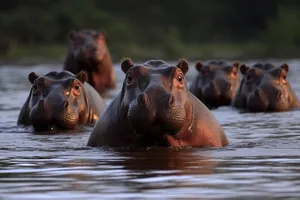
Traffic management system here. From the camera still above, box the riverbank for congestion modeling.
[1,42,299,66]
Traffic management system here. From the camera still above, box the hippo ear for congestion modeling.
[281,63,289,73]
[232,61,240,69]
[240,64,249,75]
[195,61,203,72]
[76,71,88,83]
[177,59,189,75]
[121,58,134,74]
[28,72,39,84]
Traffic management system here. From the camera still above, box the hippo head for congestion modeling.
[119,58,191,143]
[193,61,239,108]
[27,70,89,131]
[237,63,299,112]
[67,29,107,69]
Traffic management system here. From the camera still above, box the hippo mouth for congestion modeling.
[29,100,79,132]
[32,124,59,132]
[131,123,180,147]
[129,116,182,142]
[30,112,79,132]
[134,124,179,137]
[32,121,77,132]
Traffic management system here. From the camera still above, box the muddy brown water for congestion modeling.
[1,60,300,199]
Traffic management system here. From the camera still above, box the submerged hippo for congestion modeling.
[189,60,240,109]
[87,59,228,148]
[232,63,300,112]
[63,29,116,97]
[17,70,106,132]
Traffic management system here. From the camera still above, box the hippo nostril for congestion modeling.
[63,100,69,109]
[137,94,148,105]
[168,95,175,106]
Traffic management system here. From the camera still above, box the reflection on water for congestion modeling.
[1,60,300,199]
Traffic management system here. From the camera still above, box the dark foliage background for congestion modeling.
[1,0,300,62]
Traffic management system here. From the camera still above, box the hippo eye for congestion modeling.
[32,84,39,95]
[126,73,133,84]
[178,75,183,82]
[281,74,287,84]
[245,74,253,83]
[176,73,184,84]
[72,82,81,96]
[74,83,80,91]
[32,84,37,91]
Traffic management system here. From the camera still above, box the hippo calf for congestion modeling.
[17,70,106,132]
[189,60,240,109]
[63,29,116,97]
[232,63,300,112]
[87,59,228,148]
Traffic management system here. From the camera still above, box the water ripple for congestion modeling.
[1,62,300,199]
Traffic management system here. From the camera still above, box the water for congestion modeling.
[1,60,300,199]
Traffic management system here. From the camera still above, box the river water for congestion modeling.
[1,60,300,199]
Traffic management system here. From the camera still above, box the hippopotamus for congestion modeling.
[17,70,106,132]
[232,63,300,112]
[87,59,228,148]
[63,29,116,97]
[189,60,240,109]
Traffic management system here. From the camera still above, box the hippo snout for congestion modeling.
[127,91,186,136]
[268,88,290,111]
[247,88,268,112]
[247,87,290,112]
[137,93,176,107]
[158,94,177,109]
[29,99,52,131]
[204,81,221,98]
[137,93,149,107]
[29,96,79,131]
[202,79,233,107]
[81,45,96,58]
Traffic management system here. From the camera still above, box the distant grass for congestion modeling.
[1,41,299,65]
[0,44,67,64]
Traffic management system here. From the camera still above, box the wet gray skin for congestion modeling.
[63,29,116,97]
[232,63,300,112]
[87,59,228,148]
[17,70,106,132]
[189,60,240,109]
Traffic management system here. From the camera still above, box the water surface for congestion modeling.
[1,60,300,199]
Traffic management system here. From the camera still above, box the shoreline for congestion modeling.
[1,43,299,66]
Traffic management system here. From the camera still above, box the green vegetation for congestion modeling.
[1,0,300,63]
